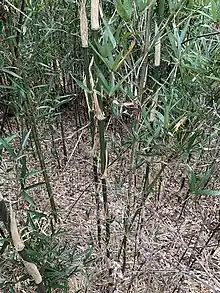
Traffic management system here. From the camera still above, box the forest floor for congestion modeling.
[0,109,220,293]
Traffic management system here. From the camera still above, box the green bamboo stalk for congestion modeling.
[138,3,154,102]
[118,160,168,261]
[98,117,110,257]
[31,120,57,222]
[80,0,102,247]
[158,0,165,23]
[14,0,25,58]
[25,94,57,222]
[50,125,61,169]
[91,0,111,261]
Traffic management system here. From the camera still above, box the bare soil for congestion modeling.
[0,110,220,293]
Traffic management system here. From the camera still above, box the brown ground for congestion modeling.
[0,110,220,293]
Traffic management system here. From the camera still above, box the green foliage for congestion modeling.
[0,130,89,292]
[135,0,148,13]
[210,0,220,22]
[117,0,134,21]
[23,211,92,292]
[0,0,219,291]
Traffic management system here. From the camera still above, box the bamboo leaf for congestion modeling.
[27,210,47,220]
[22,191,36,207]
[18,129,32,156]
[72,77,93,93]
[20,156,27,187]
[102,18,117,49]
[25,170,43,180]
[189,169,197,193]
[197,164,215,190]
[117,0,133,22]
[180,18,191,43]
[211,0,217,21]
[0,137,17,159]
[94,64,111,93]
[135,0,148,12]
[90,43,113,70]
[195,189,220,196]
[167,27,179,59]
[1,68,22,79]
[111,51,124,72]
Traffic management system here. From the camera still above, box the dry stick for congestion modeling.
[131,161,150,270]
[93,155,102,248]
[182,31,220,45]
[87,56,102,249]
[186,225,204,267]
[172,223,220,293]
[60,112,68,165]
[122,143,136,273]
[127,258,147,292]
[65,184,92,219]
[73,100,80,144]
[21,91,57,222]
[178,188,190,219]
[80,0,101,248]
[63,129,84,169]
[118,158,170,260]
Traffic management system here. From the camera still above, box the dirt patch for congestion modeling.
[0,111,220,292]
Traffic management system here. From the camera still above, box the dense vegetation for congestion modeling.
[0,0,219,292]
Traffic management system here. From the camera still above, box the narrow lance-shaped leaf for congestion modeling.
[18,129,32,156]
[136,0,148,12]
[211,0,217,21]
[117,0,134,22]
[180,17,191,43]
[71,76,93,93]
[95,64,111,93]
[113,39,135,71]
[0,138,17,159]
[197,163,215,190]
[195,190,220,196]
[22,191,36,207]
[164,101,169,130]
[1,68,22,79]
[100,10,117,49]
[90,42,113,70]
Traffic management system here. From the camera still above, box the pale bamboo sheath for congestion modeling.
[10,204,43,285]
[91,0,100,31]
[80,0,88,48]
